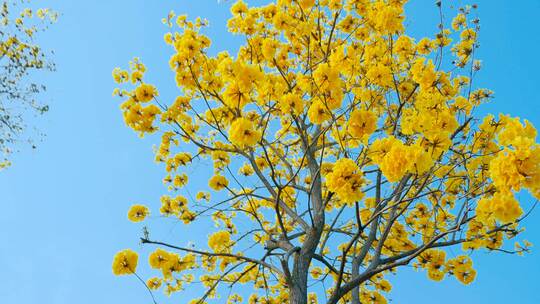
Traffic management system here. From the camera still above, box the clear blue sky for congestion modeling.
[1,0,539,303]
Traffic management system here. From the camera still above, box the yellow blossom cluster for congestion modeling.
[145,248,197,294]
[208,230,233,253]
[474,115,540,226]
[114,60,162,135]
[415,250,477,285]
[347,109,378,142]
[325,158,366,205]
[228,117,261,147]
[159,195,195,224]
[445,255,477,285]
[371,136,433,182]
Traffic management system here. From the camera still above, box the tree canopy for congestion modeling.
[112,1,538,303]
[0,0,57,168]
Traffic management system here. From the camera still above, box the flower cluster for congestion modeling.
[208,230,233,253]
[325,158,366,205]
[371,137,433,182]
[415,250,477,285]
[159,195,195,224]
[114,60,162,135]
[228,117,261,147]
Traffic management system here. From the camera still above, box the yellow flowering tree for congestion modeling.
[0,0,57,167]
[113,1,538,303]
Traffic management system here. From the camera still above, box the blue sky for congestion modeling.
[0,0,539,303]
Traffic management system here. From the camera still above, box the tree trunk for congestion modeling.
[290,255,309,304]
[288,142,325,304]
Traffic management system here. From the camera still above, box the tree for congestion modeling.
[112,1,539,303]
[0,0,57,168]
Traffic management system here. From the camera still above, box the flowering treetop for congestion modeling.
[112,1,538,303]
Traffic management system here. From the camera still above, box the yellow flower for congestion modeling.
[228,294,243,304]
[279,93,304,115]
[326,158,366,204]
[239,163,254,176]
[371,137,432,182]
[175,152,192,166]
[426,250,446,281]
[454,268,476,285]
[173,173,188,188]
[149,248,171,269]
[394,35,415,59]
[371,2,404,33]
[313,63,341,91]
[416,38,433,55]
[452,13,467,31]
[209,174,229,191]
[347,109,377,141]
[131,70,143,83]
[223,83,251,109]
[229,117,261,147]
[452,96,472,115]
[146,277,162,290]
[489,150,525,192]
[231,0,248,15]
[366,63,393,88]
[360,291,387,304]
[308,293,318,304]
[127,204,149,222]
[310,266,323,279]
[196,191,211,201]
[261,38,279,61]
[476,191,523,224]
[208,230,232,253]
[299,0,315,9]
[375,139,414,182]
[112,249,138,275]
[427,269,444,281]
[164,32,173,44]
[308,100,331,124]
[135,83,158,102]
[121,101,161,134]
[411,58,436,89]
[112,68,129,83]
